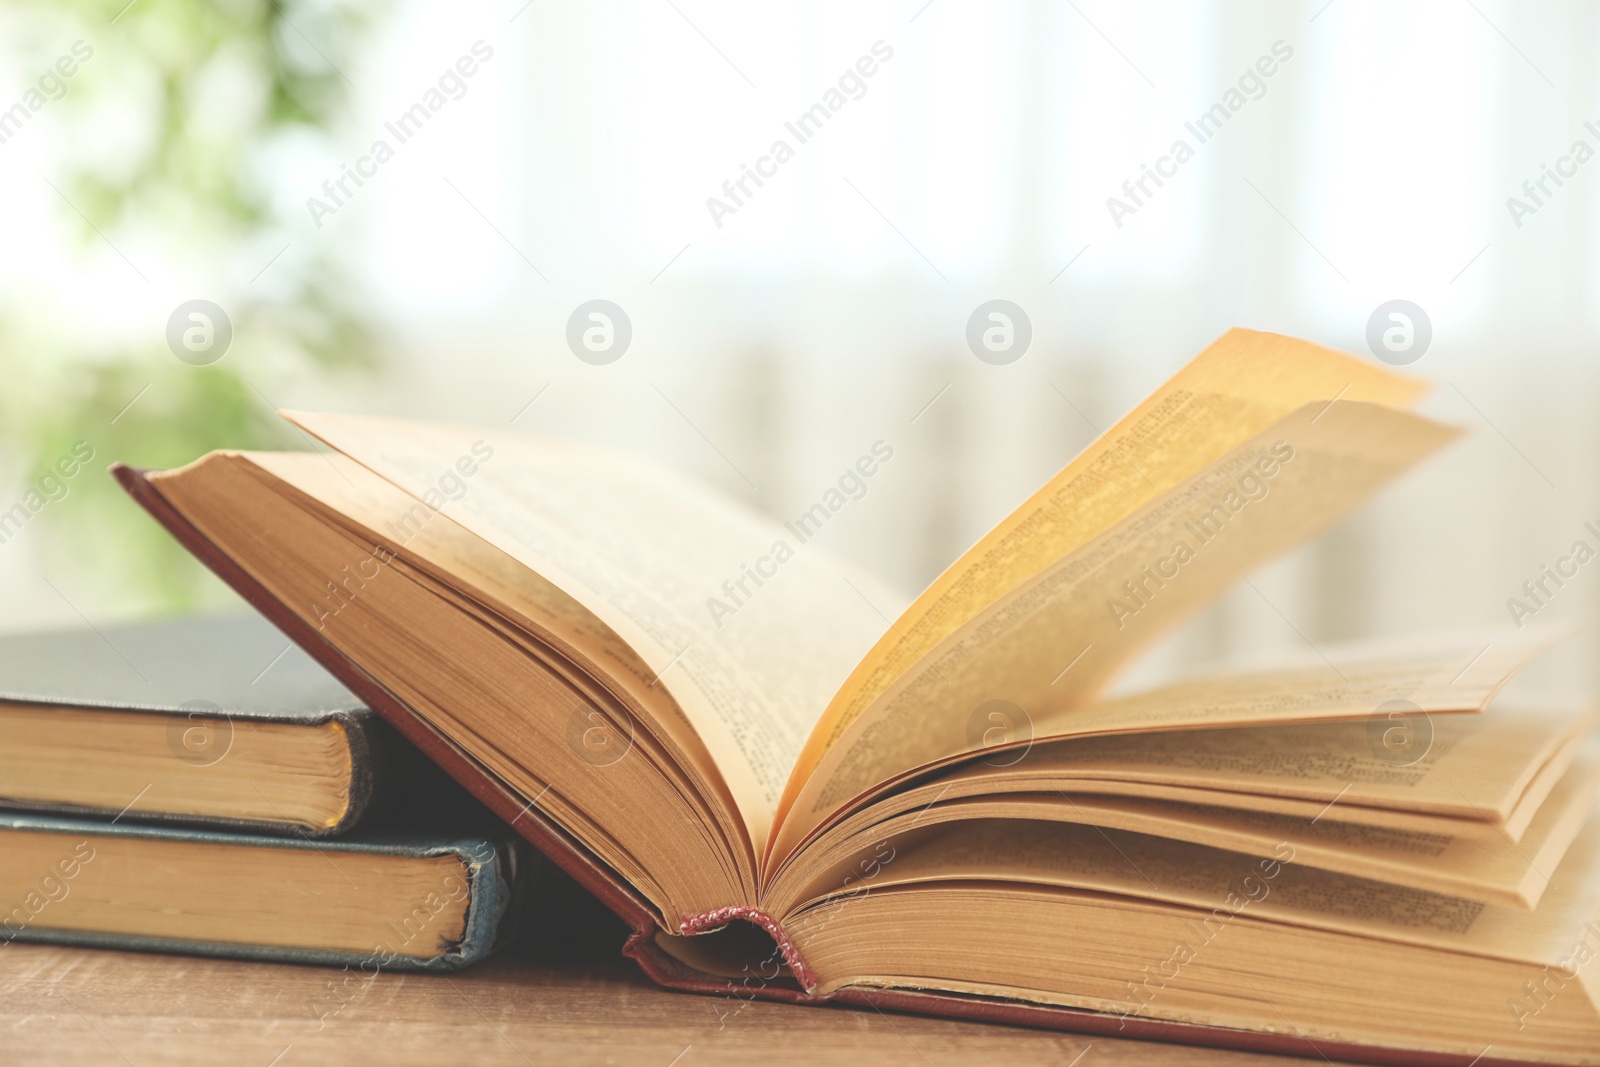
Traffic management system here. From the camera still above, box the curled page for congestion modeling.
[777,328,1430,837]
[772,399,1463,864]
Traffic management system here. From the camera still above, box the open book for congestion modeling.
[116,329,1600,1065]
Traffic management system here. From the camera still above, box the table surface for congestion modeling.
[0,904,1345,1066]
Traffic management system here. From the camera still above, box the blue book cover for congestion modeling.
[0,810,530,972]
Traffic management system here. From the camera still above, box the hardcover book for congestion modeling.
[115,328,1600,1065]
[0,614,404,836]
[0,810,527,971]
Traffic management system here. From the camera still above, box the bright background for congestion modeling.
[1,0,1597,701]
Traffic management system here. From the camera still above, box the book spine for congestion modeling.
[680,904,819,992]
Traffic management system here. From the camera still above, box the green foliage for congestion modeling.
[3,0,386,611]
[24,361,300,605]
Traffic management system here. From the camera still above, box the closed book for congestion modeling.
[0,614,405,837]
[0,810,527,971]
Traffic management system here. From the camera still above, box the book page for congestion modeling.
[943,699,1594,821]
[765,700,1593,904]
[789,803,1600,969]
[282,413,901,853]
[783,742,1600,911]
[240,450,756,880]
[779,328,1429,816]
[246,451,719,774]
[772,399,1461,863]
[1027,628,1560,744]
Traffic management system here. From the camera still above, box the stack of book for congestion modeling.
[0,614,528,972]
[4,327,1597,1064]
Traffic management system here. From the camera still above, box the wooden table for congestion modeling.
[0,907,1337,1066]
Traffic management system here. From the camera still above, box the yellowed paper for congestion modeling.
[949,699,1593,821]
[283,413,900,852]
[152,455,702,910]
[764,703,1595,904]
[783,742,1600,910]
[781,328,1430,809]
[792,800,1600,970]
[772,399,1462,863]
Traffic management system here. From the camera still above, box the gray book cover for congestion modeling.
[0,613,396,837]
